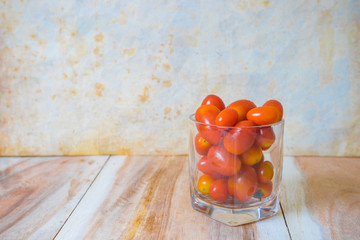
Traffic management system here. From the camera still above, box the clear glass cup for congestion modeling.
[188,114,284,226]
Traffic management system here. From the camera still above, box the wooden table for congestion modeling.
[1,156,359,240]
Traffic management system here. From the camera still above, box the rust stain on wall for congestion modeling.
[93,46,103,57]
[70,89,77,96]
[95,83,105,97]
[94,33,104,43]
[168,34,174,54]
[151,75,160,83]
[164,107,172,115]
[138,85,150,103]
[162,64,171,72]
[162,80,172,88]
[123,48,136,57]
[262,0,270,7]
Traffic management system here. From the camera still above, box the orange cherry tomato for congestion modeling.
[227,99,256,121]
[263,100,283,122]
[195,105,223,145]
[215,108,238,127]
[223,120,256,155]
[256,126,275,150]
[208,146,242,176]
[197,175,214,194]
[195,104,220,124]
[201,94,225,111]
[209,179,229,202]
[254,181,273,200]
[241,145,263,166]
[228,165,258,203]
[246,106,279,125]
[197,156,223,179]
[257,161,274,183]
[194,133,212,155]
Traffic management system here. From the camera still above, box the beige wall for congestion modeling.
[0,0,359,156]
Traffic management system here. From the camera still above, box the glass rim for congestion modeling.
[188,113,284,129]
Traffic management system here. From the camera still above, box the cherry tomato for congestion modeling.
[215,108,238,127]
[195,104,223,145]
[256,126,275,150]
[194,133,212,155]
[227,176,236,197]
[241,145,263,166]
[197,156,223,179]
[253,154,264,170]
[263,100,283,122]
[201,94,225,111]
[246,106,279,125]
[195,104,220,124]
[197,175,214,194]
[223,120,256,155]
[196,124,223,145]
[228,165,258,203]
[254,181,273,200]
[257,161,274,183]
[227,100,256,121]
[207,145,242,176]
[209,179,229,202]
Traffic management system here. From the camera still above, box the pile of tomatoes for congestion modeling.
[194,95,283,203]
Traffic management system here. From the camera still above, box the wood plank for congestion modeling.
[56,155,290,240]
[0,156,108,240]
[281,156,360,240]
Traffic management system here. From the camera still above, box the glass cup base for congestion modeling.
[191,193,280,226]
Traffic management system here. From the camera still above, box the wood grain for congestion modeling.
[281,156,360,240]
[0,156,108,240]
[56,155,290,240]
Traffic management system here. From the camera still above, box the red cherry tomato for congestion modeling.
[227,176,236,197]
[263,100,283,122]
[227,100,256,121]
[196,124,223,145]
[223,120,256,155]
[194,133,212,155]
[246,106,279,125]
[197,156,223,179]
[201,94,225,111]
[228,165,258,203]
[195,104,220,124]
[254,181,273,200]
[197,175,214,194]
[207,146,242,176]
[209,179,229,202]
[241,145,263,166]
[256,126,275,150]
[215,108,238,127]
[195,105,223,145]
[257,161,274,183]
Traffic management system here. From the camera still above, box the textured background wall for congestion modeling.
[0,0,359,156]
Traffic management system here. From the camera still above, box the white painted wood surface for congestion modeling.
[281,156,360,240]
[281,156,323,240]
[56,156,290,240]
[0,156,108,240]
[1,155,359,240]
